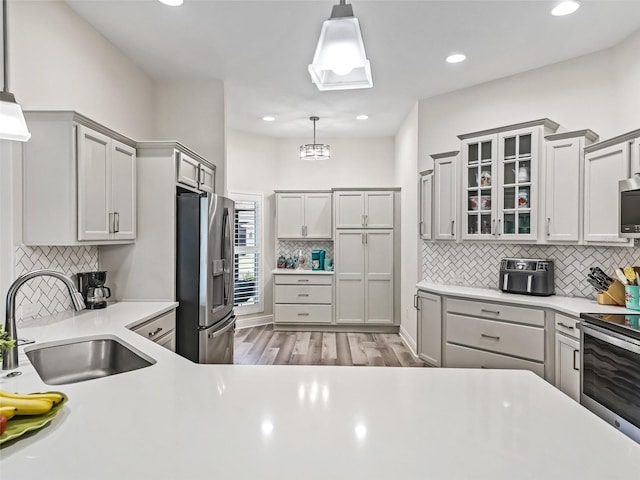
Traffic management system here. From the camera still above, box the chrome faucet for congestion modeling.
[2,269,86,370]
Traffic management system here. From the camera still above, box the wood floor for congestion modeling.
[234,324,425,367]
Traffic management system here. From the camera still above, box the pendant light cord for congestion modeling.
[2,0,8,93]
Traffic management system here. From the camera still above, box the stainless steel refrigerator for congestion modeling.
[176,192,236,364]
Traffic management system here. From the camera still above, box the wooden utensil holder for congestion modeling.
[596,280,626,306]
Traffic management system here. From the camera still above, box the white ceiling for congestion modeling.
[64,0,640,138]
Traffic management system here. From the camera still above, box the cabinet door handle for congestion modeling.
[573,349,579,371]
[362,233,365,244]
[557,322,574,331]
[114,212,120,233]
[109,213,115,233]
[365,233,368,244]
[492,219,496,236]
[148,327,163,337]
[419,221,424,236]
[480,333,500,341]
[497,219,502,236]
[451,220,455,236]
[364,214,368,226]
[546,217,551,237]
[362,214,365,227]
[197,165,202,186]
[413,294,419,310]
[481,308,500,315]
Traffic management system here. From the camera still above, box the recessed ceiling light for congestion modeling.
[446,54,466,64]
[551,1,580,16]
[158,0,183,6]
[356,115,369,120]
[262,116,275,122]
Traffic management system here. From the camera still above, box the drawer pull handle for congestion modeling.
[297,313,309,316]
[557,322,574,330]
[573,349,579,371]
[298,279,310,282]
[480,365,487,369]
[480,333,500,341]
[297,294,309,297]
[481,309,500,315]
[148,327,163,337]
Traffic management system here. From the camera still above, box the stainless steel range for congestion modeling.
[579,313,640,443]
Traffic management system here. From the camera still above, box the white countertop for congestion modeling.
[416,281,637,317]
[2,302,640,479]
[272,268,334,275]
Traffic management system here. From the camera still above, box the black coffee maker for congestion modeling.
[77,271,111,309]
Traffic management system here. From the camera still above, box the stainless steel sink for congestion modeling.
[25,335,156,385]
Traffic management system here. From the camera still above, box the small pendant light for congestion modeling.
[0,0,30,142]
[300,116,330,161]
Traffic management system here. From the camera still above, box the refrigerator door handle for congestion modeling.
[222,208,231,306]
[208,315,236,339]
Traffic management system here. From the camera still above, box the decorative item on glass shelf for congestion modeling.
[518,190,529,208]
[480,171,491,186]
[300,116,331,161]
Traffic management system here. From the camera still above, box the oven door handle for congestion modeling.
[581,323,640,354]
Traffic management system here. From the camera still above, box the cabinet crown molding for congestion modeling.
[331,187,401,191]
[274,189,332,193]
[457,118,560,140]
[583,128,640,154]
[136,141,215,170]
[545,129,599,143]
[24,110,136,148]
[430,150,460,160]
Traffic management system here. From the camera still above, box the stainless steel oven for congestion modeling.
[580,316,640,443]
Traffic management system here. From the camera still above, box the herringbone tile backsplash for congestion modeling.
[15,246,98,322]
[277,240,334,266]
[422,242,640,298]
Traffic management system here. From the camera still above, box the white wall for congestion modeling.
[10,0,155,140]
[154,80,226,194]
[418,30,640,173]
[274,137,395,189]
[226,129,280,319]
[393,103,419,348]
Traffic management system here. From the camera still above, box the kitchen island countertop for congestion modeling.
[1,301,639,479]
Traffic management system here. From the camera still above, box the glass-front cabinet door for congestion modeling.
[497,128,538,241]
[462,134,497,240]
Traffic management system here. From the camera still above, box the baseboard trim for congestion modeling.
[236,314,273,330]
[273,324,400,334]
[399,326,419,359]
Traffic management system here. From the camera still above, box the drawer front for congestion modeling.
[446,298,544,327]
[274,304,332,324]
[445,343,544,377]
[555,313,580,339]
[132,311,176,341]
[156,330,176,352]
[275,285,332,304]
[274,274,333,286]
[446,313,544,361]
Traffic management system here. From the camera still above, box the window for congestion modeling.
[230,192,263,315]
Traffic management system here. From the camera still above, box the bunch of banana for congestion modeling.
[0,391,63,416]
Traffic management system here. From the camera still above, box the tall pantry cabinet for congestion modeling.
[334,189,399,325]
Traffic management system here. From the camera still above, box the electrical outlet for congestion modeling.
[20,303,39,318]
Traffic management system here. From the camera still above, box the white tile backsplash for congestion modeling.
[422,241,640,298]
[14,246,98,321]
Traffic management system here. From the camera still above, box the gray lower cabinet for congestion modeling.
[443,299,545,377]
[554,313,581,402]
[416,291,442,366]
[131,310,176,352]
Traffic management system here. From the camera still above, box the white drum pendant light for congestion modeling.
[300,116,330,161]
[0,0,30,142]
[308,0,373,91]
